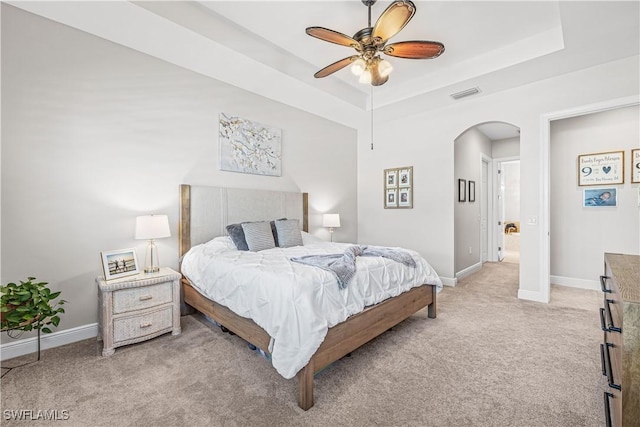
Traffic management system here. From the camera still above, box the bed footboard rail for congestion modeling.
[182,279,272,352]
[298,283,436,410]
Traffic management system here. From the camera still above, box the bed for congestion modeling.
[178,184,442,410]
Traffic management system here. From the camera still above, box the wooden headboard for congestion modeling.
[179,184,309,257]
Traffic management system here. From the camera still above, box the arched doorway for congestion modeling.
[453,121,520,280]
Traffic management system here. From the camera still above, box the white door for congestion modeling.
[497,165,505,261]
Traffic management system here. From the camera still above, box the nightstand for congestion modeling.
[97,267,182,356]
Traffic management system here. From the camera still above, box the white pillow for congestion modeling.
[212,236,237,250]
[301,231,325,245]
[275,219,303,248]
[241,221,276,251]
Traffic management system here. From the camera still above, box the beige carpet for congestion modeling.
[503,233,520,264]
[1,263,605,426]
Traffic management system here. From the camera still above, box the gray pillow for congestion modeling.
[242,221,276,251]
[226,223,249,251]
[275,219,303,248]
[226,218,285,250]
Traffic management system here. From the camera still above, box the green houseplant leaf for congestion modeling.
[0,278,66,333]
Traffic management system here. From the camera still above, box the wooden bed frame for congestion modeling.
[178,184,437,410]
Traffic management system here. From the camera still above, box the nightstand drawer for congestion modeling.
[113,306,173,342]
[113,282,172,314]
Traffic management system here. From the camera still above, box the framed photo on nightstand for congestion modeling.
[100,248,139,281]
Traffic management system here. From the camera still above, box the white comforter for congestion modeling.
[180,235,443,379]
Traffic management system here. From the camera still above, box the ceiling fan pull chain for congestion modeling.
[371,85,374,151]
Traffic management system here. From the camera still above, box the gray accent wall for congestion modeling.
[1,6,357,343]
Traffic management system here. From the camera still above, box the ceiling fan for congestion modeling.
[306,0,445,86]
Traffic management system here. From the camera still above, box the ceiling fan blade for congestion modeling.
[384,41,445,59]
[306,27,361,49]
[372,1,416,44]
[314,56,359,78]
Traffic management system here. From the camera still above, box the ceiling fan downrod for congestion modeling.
[361,0,377,28]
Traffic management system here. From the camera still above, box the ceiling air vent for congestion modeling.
[450,87,481,100]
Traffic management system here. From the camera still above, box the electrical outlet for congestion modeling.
[468,246,472,255]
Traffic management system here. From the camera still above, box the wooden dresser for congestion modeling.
[600,253,640,427]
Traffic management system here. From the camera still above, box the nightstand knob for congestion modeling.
[140,322,152,329]
[139,295,153,301]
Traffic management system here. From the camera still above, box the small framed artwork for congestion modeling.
[101,248,139,281]
[385,189,398,208]
[632,149,640,184]
[386,169,398,188]
[458,179,466,202]
[398,187,413,208]
[583,188,617,207]
[384,166,413,209]
[468,180,476,202]
[398,167,412,188]
[578,151,624,186]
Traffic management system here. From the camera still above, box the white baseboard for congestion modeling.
[550,275,599,291]
[1,323,98,361]
[439,277,457,287]
[455,262,482,281]
[518,288,550,303]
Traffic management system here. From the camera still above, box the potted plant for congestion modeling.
[1,277,66,335]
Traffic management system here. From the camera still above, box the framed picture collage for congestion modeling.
[384,166,413,209]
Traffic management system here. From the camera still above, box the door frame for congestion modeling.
[538,95,638,303]
[481,155,492,263]
[492,156,520,263]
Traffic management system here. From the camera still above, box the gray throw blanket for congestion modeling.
[290,245,416,289]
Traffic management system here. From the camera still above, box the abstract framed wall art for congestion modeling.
[219,113,282,176]
[577,151,624,186]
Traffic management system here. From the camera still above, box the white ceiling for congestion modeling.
[11,1,639,139]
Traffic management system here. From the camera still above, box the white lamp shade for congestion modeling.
[322,214,341,228]
[135,215,171,240]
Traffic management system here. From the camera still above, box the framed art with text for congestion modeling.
[632,149,640,184]
[577,151,624,186]
[384,166,413,209]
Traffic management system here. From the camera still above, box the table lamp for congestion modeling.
[322,214,341,242]
[135,214,170,273]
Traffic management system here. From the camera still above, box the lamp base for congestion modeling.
[144,240,160,274]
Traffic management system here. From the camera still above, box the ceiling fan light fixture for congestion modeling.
[377,58,393,77]
[307,0,443,86]
[359,69,372,84]
[351,58,366,76]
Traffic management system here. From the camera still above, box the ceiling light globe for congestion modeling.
[359,69,372,84]
[378,59,393,78]
[351,58,366,76]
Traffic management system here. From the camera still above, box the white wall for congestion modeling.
[492,137,520,159]
[454,128,491,273]
[358,55,639,298]
[550,105,639,286]
[1,6,357,344]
